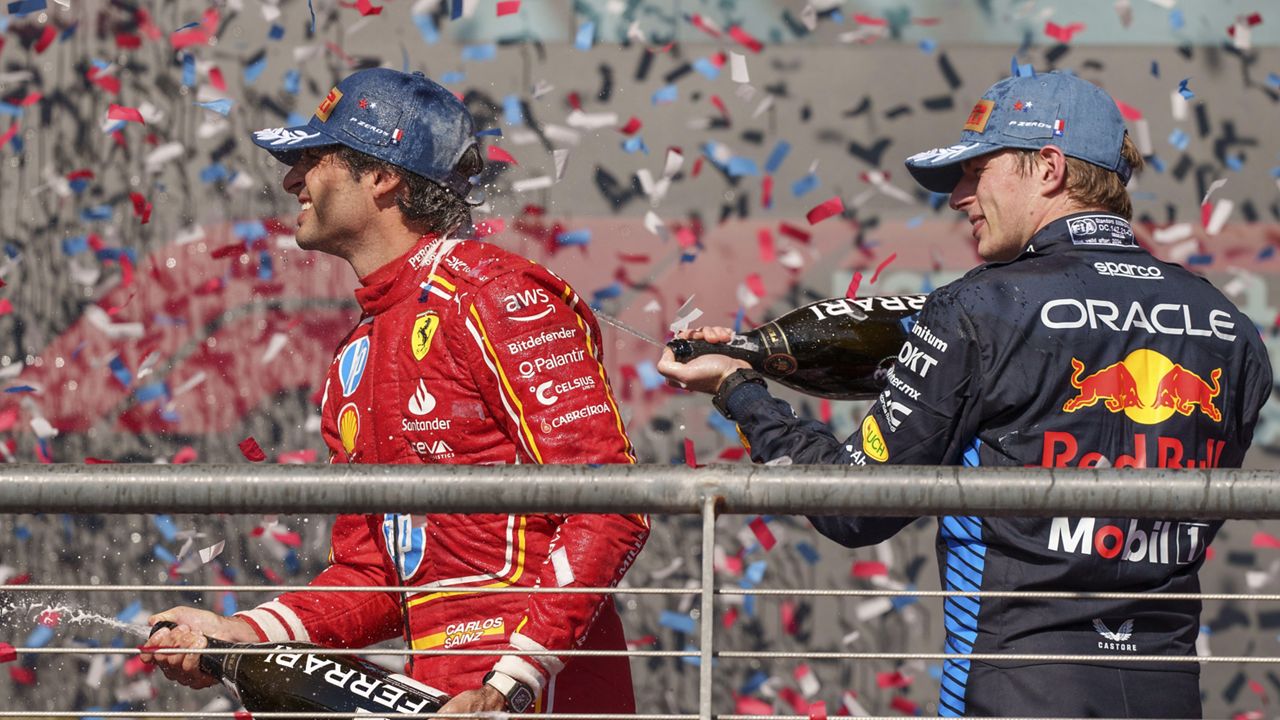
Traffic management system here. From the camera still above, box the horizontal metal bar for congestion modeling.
[18,648,695,658]
[1,584,695,595]
[0,714,698,719]
[715,651,1262,663]
[1,463,1279,518]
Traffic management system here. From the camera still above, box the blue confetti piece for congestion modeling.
[0,102,22,117]
[1011,57,1035,78]
[174,21,200,31]
[476,128,503,137]
[692,56,720,79]
[152,515,178,542]
[918,38,936,54]
[4,385,35,394]
[8,134,21,153]
[196,99,233,116]
[1177,78,1194,100]
[134,382,168,403]
[307,0,316,32]
[791,173,819,197]
[555,229,592,246]
[1200,624,1212,636]
[634,361,664,391]
[1225,154,1244,172]
[461,44,497,62]
[7,0,46,18]
[1168,128,1189,151]
[182,54,196,88]
[440,71,466,84]
[1147,155,1165,173]
[1187,254,1213,266]
[25,623,55,649]
[1150,60,1159,78]
[450,0,464,19]
[707,409,740,440]
[651,84,678,105]
[743,589,756,617]
[1170,8,1184,31]
[726,156,759,177]
[503,94,524,126]
[1268,73,1280,90]
[891,586,918,610]
[795,541,820,565]
[116,600,142,623]
[69,177,90,194]
[244,56,268,85]
[906,215,924,229]
[590,283,623,305]
[153,544,176,564]
[4,244,18,259]
[414,11,439,44]
[764,140,790,174]
[733,306,744,333]
[575,21,595,51]
[681,643,705,667]
[221,591,238,616]
[14,525,29,540]
[659,611,696,635]
[258,250,274,281]
[102,120,126,135]
[741,670,770,695]
[1258,245,1275,260]
[61,235,89,256]
[234,220,268,242]
[108,355,132,388]
[744,560,767,585]
[59,20,76,40]
[284,69,300,95]
[679,252,698,264]
[622,136,648,155]
[268,23,285,40]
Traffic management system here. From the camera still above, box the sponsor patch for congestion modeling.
[963,99,994,133]
[1064,214,1136,247]
[1093,261,1163,280]
[411,313,440,362]
[382,514,426,579]
[1062,349,1222,425]
[339,402,360,455]
[407,378,437,417]
[338,336,370,397]
[315,86,343,122]
[861,415,888,462]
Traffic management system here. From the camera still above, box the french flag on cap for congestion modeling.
[1053,119,1065,136]
[392,128,404,143]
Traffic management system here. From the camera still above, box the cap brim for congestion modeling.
[251,124,340,165]
[903,141,1002,194]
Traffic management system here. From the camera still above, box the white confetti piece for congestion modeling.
[512,176,554,192]
[566,110,619,130]
[1202,177,1229,206]
[1152,223,1194,244]
[261,333,289,363]
[1170,90,1189,122]
[550,546,575,587]
[729,51,749,83]
[199,541,226,565]
[1132,118,1152,156]
[1206,199,1234,236]
[552,148,570,181]
[854,596,893,621]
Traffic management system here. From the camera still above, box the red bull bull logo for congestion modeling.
[1062,349,1221,425]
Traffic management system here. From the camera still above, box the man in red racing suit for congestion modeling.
[143,67,648,715]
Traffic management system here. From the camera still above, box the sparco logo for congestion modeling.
[266,650,437,712]
[507,327,576,354]
[1093,261,1163,280]
[1092,618,1137,652]
[1047,517,1209,565]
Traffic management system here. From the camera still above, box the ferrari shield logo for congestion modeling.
[411,312,440,361]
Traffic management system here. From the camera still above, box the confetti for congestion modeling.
[805,196,844,225]
[107,104,145,124]
[239,437,267,462]
[496,0,519,16]
[748,517,777,551]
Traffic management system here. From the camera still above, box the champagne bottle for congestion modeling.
[668,294,927,400]
[149,621,448,715]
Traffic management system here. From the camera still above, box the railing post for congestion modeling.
[699,494,716,720]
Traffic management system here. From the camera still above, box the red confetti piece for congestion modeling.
[819,398,831,424]
[115,33,142,50]
[172,446,197,464]
[744,273,765,299]
[852,560,888,578]
[9,666,35,685]
[675,227,698,249]
[37,610,59,627]
[567,91,582,111]
[0,122,19,148]
[208,66,227,92]
[34,25,56,54]
[778,222,811,243]
[722,606,739,629]
[486,146,519,165]
[728,25,763,53]
[211,242,247,259]
[889,696,918,715]
[0,643,15,664]
[170,28,209,50]
[277,449,317,464]
[844,271,863,299]
[0,299,12,316]
[748,516,777,551]
[87,66,121,94]
[617,252,650,263]
[262,567,282,583]
[1200,201,1214,229]
[1248,679,1266,697]
[239,437,267,462]
[475,218,506,238]
[129,191,152,224]
[877,671,914,689]
[123,655,150,677]
[808,701,827,720]
[761,175,773,209]
[1044,21,1086,43]
[1252,531,1280,548]
[1114,99,1144,121]
[734,695,773,715]
[107,104,145,124]
[710,94,729,121]
[687,13,722,39]
[691,157,703,177]
[235,711,254,720]
[779,599,798,634]
[272,531,303,547]
[757,228,775,263]
[778,687,809,715]
[84,457,116,464]
[18,92,41,107]
[0,407,18,433]
[343,0,383,15]
[684,438,697,468]
[496,0,520,16]
[870,252,897,284]
[619,116,643,135]
[806,196,844,225]
[854,13,888,25]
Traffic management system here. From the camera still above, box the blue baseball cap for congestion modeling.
[905,71,1133,194]
[251,68,476,198]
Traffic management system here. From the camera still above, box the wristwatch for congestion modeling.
[713,368,766,418]
[483,669,535,713]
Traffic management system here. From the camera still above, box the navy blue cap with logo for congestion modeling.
[904,70,1133,194]
[251,68,476,198]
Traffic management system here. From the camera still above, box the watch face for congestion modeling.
[509,685,535,713]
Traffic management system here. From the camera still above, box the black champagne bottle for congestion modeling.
[149,622,448,715]
[668,294,926,400]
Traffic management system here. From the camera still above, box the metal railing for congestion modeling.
[2,463,1279,719]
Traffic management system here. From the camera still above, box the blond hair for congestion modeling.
[1013,135,1145,219]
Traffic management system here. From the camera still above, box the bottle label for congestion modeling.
[806,294,927,321]
[267,650,445,713]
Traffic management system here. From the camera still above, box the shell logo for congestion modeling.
[339,402,360,455]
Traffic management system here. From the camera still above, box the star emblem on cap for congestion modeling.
[359,98,369,109]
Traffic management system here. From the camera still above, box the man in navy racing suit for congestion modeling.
[658,70,1272,717]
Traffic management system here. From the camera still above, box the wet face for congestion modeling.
[949,150,1040,263]
[281,148,374,257]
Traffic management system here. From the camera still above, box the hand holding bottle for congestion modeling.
[657,327,750,394]
[141,608,257,689]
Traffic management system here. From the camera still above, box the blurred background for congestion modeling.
[1,0,1279,716]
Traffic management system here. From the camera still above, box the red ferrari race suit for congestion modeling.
[236,234,649,713]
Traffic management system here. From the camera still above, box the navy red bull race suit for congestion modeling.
[235,234,649,713]
[720,212,1272,717]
